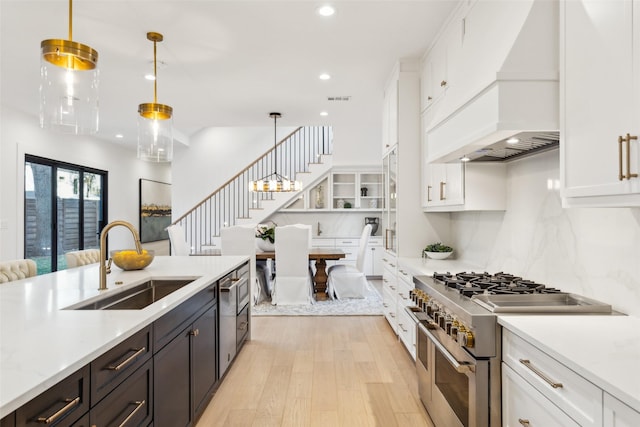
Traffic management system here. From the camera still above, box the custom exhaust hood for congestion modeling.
[425,0,559,164]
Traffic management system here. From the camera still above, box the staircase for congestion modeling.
[172,126,333,252]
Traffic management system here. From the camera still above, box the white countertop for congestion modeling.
[0,255,247,417]
[397,256,483,278]
[499,315,640,413]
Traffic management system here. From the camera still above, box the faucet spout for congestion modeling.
[99,220,143,291]
[317,221,322,236]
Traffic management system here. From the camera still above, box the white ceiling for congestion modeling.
[1,0,457,149]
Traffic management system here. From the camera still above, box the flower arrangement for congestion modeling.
[256,221,276,243]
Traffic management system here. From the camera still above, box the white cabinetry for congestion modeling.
[365,237,383,276]
[382,78,398,154]
[396,265,416,360]
[422,161,506,212]
[604,392,640,427]
[561,0,640,206]
[312,237,382,277]
[381,255,398,333]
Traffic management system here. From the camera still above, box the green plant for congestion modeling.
[256,222,276,243]
[344,201,352,208]
[424,242,453,252]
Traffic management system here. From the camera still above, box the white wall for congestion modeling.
[451,149,640,316]
[0,106,171,260]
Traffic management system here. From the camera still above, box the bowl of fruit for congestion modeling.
[110,249,155,271]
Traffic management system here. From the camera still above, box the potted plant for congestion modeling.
[255,221,276,252]
[423,242,454,260]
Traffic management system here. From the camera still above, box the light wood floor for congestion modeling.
[196,315,435,427]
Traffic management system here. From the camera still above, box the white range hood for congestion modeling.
[425,0,559,164]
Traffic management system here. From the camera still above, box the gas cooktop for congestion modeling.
[433,271,563,297]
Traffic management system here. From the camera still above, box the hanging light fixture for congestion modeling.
[249,113,303,192]
[40,0,99,134]
[137,32,173,162]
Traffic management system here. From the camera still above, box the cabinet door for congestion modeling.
[193,305,218,420]
[367,243,384,276]
[425,163,464,207]
[604,393,640,427]
[154,326,191,427]
[562,0,640,201]
[502,363,580,427]
[1,413,14,427]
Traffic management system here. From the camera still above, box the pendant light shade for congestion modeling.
[249,113,303,192]
[138,32,173,163]
[39,0,99,134]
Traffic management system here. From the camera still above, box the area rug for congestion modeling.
[251,284,383,316]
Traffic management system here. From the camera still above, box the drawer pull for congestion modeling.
[119,400,146,427]
[37,397,80,424]
[518,419,530,426]
[107,347,146,371]
[398,324,407,332]
[519,359,563,389]
[189,329,200,337]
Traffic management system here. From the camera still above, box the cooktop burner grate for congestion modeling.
[433,271,563,297]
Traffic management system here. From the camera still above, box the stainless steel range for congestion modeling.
[410,272,612,427]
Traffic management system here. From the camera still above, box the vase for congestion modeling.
[315,185,324,209]
[256,238,275,252]
[365,217,379,235]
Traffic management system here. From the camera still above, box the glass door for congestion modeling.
[24,156,107,274]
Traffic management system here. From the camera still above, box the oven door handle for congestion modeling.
[419,323,475,374]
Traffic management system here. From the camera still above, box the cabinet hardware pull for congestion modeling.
[190,329,200,337]
[427,96,433,101]
[626,133,638,180]
[519,359,563,388]
[427,185,432,202]
[107,347,146,371]
[440,80,447,87]
[439,181,446,200]
[619,135,624,181]
[37,397,80,424]
[518,419,530,426]
[390,313,396,318]
[399,324,407,332]
[119,400,146,427]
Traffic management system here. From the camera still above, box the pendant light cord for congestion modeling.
[153,39,158,104]
[68,0,73,40]
[273,114,277,175]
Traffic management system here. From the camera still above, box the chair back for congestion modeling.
[275,225,310,277]
[355,224,372,273]
[220,224,256,256]
[0,259,37,283]
[166,224,191,255]
[65,249,100,268]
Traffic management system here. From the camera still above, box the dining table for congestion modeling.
[255,248,346,300]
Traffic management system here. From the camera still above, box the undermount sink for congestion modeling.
[70,278,197,310]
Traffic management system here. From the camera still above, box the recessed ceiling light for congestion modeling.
[506,137,520,144]
[319,73,331,80]
[460,155,470,162]
[144,74,156,81]
[115,133,124,139]
[317,5,335,16]
[320,111,328,116]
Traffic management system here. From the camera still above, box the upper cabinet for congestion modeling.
[561,0,640,207]
[382,78,399,155]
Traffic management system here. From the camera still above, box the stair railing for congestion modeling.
[172,126,332,252]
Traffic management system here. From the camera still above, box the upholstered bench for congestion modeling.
[0,259,37,283]
[65,249,101,268]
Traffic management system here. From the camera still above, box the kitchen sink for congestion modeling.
[472,293,612,313]
[70,278,197,310]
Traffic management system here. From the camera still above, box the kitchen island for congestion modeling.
[0,255,248,419]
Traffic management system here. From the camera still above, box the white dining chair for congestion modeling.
[326,224,372,299]
[271,224,314,305]
[166,224,191,255]
[221,224,269,305]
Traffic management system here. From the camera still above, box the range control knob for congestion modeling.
[450,320,460,340]
[460,330,475,348]
[444,315,453,335]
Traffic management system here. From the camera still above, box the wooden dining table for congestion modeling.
[255,248,346,300]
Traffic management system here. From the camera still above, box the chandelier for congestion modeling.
[249,113,303,192]
[40,0,99,134]
[137,32,173,162]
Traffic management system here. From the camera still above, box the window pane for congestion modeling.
[25,162,53,274]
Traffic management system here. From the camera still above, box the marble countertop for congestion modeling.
[0,255,248,417]
[397,256,483,277]
[499,315,640,413]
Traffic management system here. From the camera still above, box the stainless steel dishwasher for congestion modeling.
[219,271,237,376]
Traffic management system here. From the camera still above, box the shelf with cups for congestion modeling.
[281,169,384,212]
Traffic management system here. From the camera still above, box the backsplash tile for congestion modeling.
[452,150,640,316]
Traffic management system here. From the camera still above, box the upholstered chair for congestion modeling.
[326,224,372,299]
[0,259,38,283]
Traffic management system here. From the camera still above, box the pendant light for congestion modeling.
[249,113,303,192]
[40,0,99,134]
[137,32,173,163]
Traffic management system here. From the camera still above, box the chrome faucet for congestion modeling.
[99,220,143,291]
[317,221,322,236]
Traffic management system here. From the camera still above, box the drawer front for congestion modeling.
[16,365,90,427]
[397,308,416,360]
[395,276,412,304]
[397,267,412,287]
[368,237,383,246]
[604,392,640,427]
[154,281,217,352]
[336,239,358,247]
[502,363,580,427]
[91,325,152,403]
[382,287,397,332]
[1,413,15,427]
[90,359,153,427]
[311,238,335,247]
[503,330,602,427]
[236,304,249,348]
[70,412,89,427]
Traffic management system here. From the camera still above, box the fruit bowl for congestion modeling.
[110,249,155,271]
[424,251,453,260]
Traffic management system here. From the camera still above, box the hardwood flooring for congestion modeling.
[196,316,435,427]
